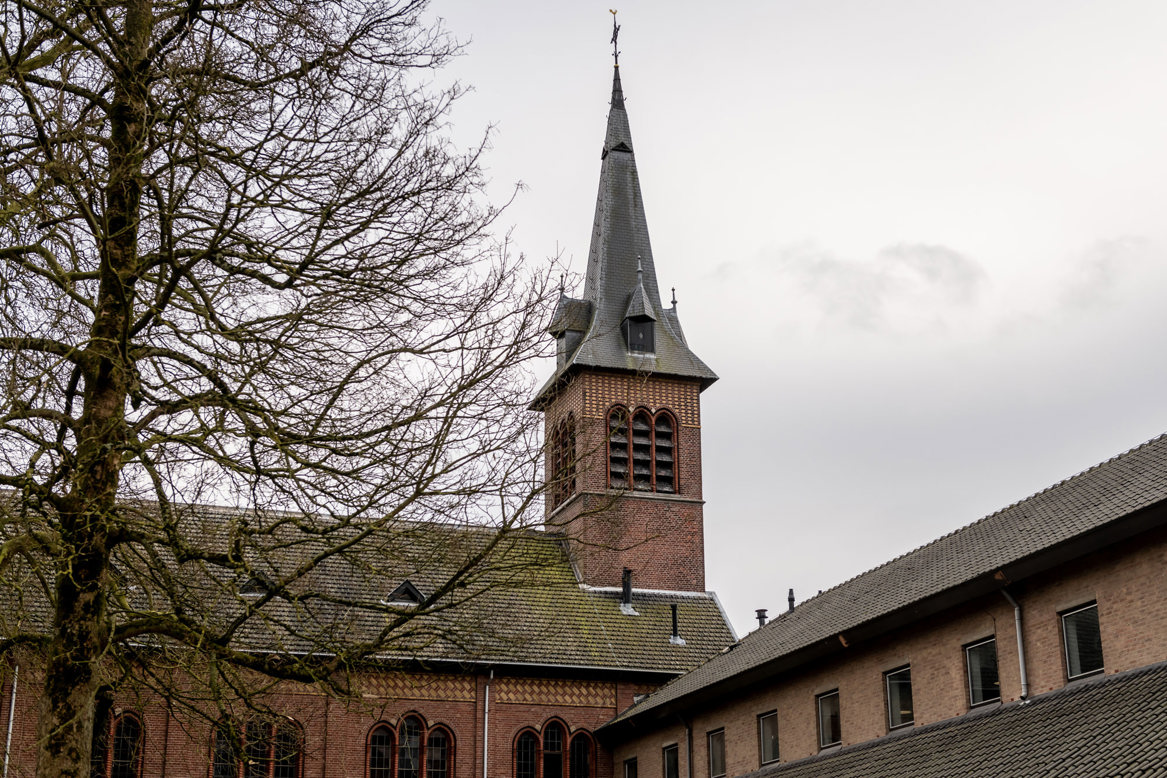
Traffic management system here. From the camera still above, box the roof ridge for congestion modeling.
[792,431,1167,607]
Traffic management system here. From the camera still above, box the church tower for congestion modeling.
[532,38,717,592]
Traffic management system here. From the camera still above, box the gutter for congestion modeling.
[3,665,17,778]
[1000,588,1030,699]
[482,669,493,778]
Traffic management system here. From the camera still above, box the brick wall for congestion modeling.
[541,372,707,592]
[0,667,662,778]
[612,523,1167,776]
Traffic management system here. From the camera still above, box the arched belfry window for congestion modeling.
[608,406,677,493]
[550,413,577,509]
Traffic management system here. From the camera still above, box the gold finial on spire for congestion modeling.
[610,9,620,66]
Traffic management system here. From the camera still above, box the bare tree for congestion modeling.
[0,0,551,774]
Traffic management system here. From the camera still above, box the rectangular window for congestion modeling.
[885,666,914,729]
[816,690,841,748]
[624,758,638,778]
[757,711,779,765]
[966,637,1001,706]
[707,730,725,778]
[662,744,679,778]
[1062,602,1104,679]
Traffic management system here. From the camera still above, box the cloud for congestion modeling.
[767,241,987,334]
[1058,237,1164,312]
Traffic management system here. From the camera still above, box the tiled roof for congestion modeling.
[532,66,716,406]
[607,432,1167,725]
[746,660,1167,778]
[0,502,733,674]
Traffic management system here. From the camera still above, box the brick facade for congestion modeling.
[542,371,707,592]
[0,666,661,778]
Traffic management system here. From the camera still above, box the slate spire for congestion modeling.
[534,52,716,406]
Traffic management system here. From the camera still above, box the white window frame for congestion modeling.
[816,690,841,749]
[965,637,1001,706]
[884,665,914,729]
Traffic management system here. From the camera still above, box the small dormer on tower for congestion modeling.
[531,18,716,592]
[622,258,655,354]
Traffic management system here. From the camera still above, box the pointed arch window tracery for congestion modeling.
[608,406,676,493]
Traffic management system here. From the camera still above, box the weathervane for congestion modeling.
[610,9,620,66]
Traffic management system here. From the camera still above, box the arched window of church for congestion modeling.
[398,716,422,778]
[211,717,301,778]
[543,723,566,778]
[367,724,395,778]
[653,411,676,493]
[608,407,630,489]
[551,413,577,509]
[426,727,452,778]
[607,406,678,494]
[110,713,144,778]
[630,410,653,491]
[568,732,594,778]
[93,711,144,778]
[514,731,538,778]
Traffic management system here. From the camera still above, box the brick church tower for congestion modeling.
[531,58,717,592]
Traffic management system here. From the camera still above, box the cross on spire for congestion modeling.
[610,9,620,66]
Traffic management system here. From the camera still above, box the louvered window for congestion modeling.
[550,414,577,509]
[607,406,678,493]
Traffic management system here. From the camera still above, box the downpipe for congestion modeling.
[1001,589,1029,699]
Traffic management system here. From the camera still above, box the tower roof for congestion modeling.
[533,65,717,407]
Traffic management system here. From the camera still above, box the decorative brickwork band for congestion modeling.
[581,373,701,427]
[360,673,476,702]
[494,678,617,709]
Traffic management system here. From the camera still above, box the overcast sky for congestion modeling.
[431,1,1167,635]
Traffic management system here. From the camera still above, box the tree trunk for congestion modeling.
[34,1,151,774]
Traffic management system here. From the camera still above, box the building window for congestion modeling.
[368,724,395,778]
[543,722,565,778]
[966,638,1000,706]
[622,317,655,353]
[662,744,679,778]
[92,711,144,778]
[515,731,538,778]
[607,406,677,493]
[757,711,779,765]
[568,733,593,778]
[211,718,301,778]
[550,413,577,509]
[624,758,638,778]
[885,666,914,729]
[816,691,841,748]
[398,716,422,778]
[426,728,452,778]
[1062,602,1104,679]
[707,729,725,778]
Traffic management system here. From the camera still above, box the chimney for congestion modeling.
[788,588,795,613]
[756,608,768,627]
[620,568,638,616]
[669,603,686,645]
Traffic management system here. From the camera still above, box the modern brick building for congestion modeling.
[602,433,1167,778]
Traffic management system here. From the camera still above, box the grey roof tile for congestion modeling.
[0,502,734,674]
[747,661,1167,778]
[608,433,1167,725]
